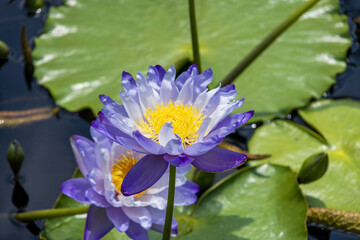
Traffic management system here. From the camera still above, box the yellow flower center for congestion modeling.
[137,101,205,147]
[111,151,147,197]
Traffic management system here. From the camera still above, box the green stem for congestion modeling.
[12,206,89,222]
[162,165,176,240]
[220,0,320,86]
[307,207,360,234]
[189,0,201,72]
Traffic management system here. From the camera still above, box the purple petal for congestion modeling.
[84,205,114,240]
[132,130,165,154]
[85,188,111,208]
[207,111,254,139]
[122,71,140,104]
[106,207,130,232]
[121,155,169,196]
[193,68,213,100]
[191,147,247,172]
[61,178,91,204]
[155,65,166,81]
[163,154,194,167]
[147,66,161,91]
[151,223,178,236]
[203,84,238,116]
[125,221,149,240]
[122,206,152,229]
[88,168,105,195]
[120,90,143,123]
[158,122,175,146]
[174,187,198,206]
[146,207,177,228]
[164,134,184,155]
[184,135,223,156]
[121,71,136,92]
[70,135,96,177]
[99,95,127,116]
[160,66,179,103]
[92,113,146,153]
[176,68,196,105]
[181,180,200,194]
[175,64,198,90]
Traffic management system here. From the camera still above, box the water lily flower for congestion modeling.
[92,64,253,196]
[62,128,199,240]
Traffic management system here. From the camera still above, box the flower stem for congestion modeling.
[162,165,176,240]
[12,206,89,222]
[188,0,201,72]
[307,207,360,234]
[221,0,320,86]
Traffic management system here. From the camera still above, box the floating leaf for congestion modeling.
[179,164,307,240]
[33,0,349,121]
[248,99,360,211]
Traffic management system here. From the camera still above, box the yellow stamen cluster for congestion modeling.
[137,101,205,147]
[111,151,147,197]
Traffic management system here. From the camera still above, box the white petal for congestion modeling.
[197,117,211,142]
[158,122,176,146]
[122,206,152,229]
[120,91,143,123]
[176,68,197,105]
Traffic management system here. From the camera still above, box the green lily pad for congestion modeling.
[248,99,360,211]
[33,0,349,122]
[179,164,307,240]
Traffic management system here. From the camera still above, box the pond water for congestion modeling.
[0,0,360,239]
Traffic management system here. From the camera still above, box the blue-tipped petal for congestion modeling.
[125,221,149,240]
[85,188,111,208]
[191,147,247,172]
[61,178,92,204]
[122,206,152,229]
[158,122,175,146]
[193,68,213,100]
[120,91,143,123]
[175,64,198,89]
[106,207,130,232]
[163,154,194,167]
[99,95,127,116]
[155,65,166,81]
[207,111,254,139]
[121,155,169,196]
[84,205,114,240]
[160,66,179,103]
[70,135,96,176]
[164,134,184,155]
[184,135,223,156]
[132,130,165,154]
[147,66,161,91]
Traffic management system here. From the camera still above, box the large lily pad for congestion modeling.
[180,164,308,240]
[248,99,360,211]
[33,0,350,122]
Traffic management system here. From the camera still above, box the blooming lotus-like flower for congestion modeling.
[92,64,253,196]
[62,128,199,240]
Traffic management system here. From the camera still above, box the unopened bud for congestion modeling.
[7,140,25,175]
[0,41,10,59]
[25,0,44,12]
[297,152,328,184]
[193,170,216,195]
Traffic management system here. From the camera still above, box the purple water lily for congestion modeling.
[62,127,199,240]
[92,64,253,196]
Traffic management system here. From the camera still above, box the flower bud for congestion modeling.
[7,140,25,175]
[0,41,10,59]
[193,170,216,195]
[297,152,328,184]
[25,0,44,12]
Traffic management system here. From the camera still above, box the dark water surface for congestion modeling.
[1,0,360,239]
